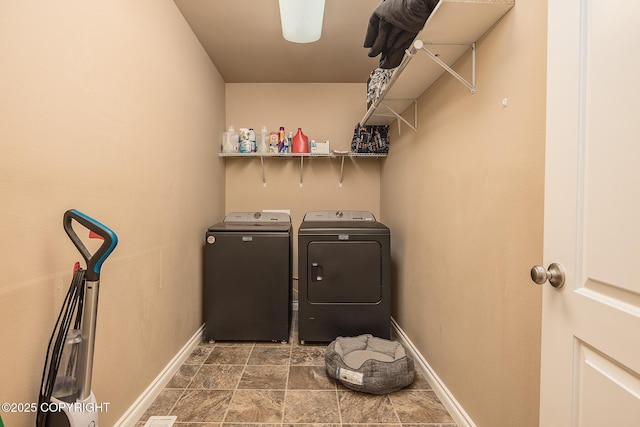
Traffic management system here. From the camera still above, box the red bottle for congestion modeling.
[291,128,309,153]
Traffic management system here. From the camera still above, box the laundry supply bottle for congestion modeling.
[256,126,269,153]
[239,128,252,153]
[278,126,286,153]
[287,131,293,153]
[292,128,309,153]
[221,125,239,153]
[269,131,279,153]
[249,128,257,152]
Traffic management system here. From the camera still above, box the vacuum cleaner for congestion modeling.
[36,209,118,427]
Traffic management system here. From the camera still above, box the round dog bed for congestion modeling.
[325,334,414,394]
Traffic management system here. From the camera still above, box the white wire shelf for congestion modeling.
[218,152,387,159]
[361,0,515,131]
[218,151,387,187]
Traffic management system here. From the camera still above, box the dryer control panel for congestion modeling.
[303,210,376,221]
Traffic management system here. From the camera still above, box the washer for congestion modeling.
[204,211,292,342]
[298,210,391,343]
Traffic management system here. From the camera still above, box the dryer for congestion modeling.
[297,210,390,343]
[204,211,292,342]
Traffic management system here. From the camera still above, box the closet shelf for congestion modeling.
[219,152,386,187]
[361,0,515,130]
[218,152,386,159]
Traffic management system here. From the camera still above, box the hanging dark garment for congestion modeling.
[364,0,438,69]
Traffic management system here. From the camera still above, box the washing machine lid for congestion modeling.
[208,211,292,232]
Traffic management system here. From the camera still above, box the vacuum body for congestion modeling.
[37,210,118,427]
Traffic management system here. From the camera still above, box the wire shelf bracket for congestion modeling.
[375,99,418,135]
[420,41,476,94]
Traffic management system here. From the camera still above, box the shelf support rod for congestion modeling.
[299,156,304,187]
[472,42,476,90]
[260,156,266,187]
[420,42,476,93]
[339,155,345,187]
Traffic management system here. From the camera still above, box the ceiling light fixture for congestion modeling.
[278,0,326,43]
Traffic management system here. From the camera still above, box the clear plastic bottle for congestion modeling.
[221,125,239,153]
[256,126,270,154]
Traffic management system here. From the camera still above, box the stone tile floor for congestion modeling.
[135,312,457,426]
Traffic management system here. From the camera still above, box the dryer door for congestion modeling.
[307,240,382,303]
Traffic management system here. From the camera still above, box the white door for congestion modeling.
[539,0,640,425]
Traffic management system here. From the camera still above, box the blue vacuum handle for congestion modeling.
[63,209,118,281]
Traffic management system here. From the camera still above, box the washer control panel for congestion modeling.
[223,211,291,224]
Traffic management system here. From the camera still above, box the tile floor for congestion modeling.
[135,311,457,426]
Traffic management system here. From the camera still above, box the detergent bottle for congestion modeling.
[291,128,309,153]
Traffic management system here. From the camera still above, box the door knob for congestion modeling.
[530,263,565,288]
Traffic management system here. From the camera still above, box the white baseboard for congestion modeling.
[391,317,476,427]
[114,324,205,427]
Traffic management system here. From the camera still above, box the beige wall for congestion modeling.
[0,1,225,425]
[225,83,382,283]
[380,1,546,426]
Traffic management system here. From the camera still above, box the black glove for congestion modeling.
[365,14,418,68]
[363,0,437,69]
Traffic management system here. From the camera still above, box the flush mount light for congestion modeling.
[278,0,326,43]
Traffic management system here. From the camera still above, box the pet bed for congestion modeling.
[325,334,414,394]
